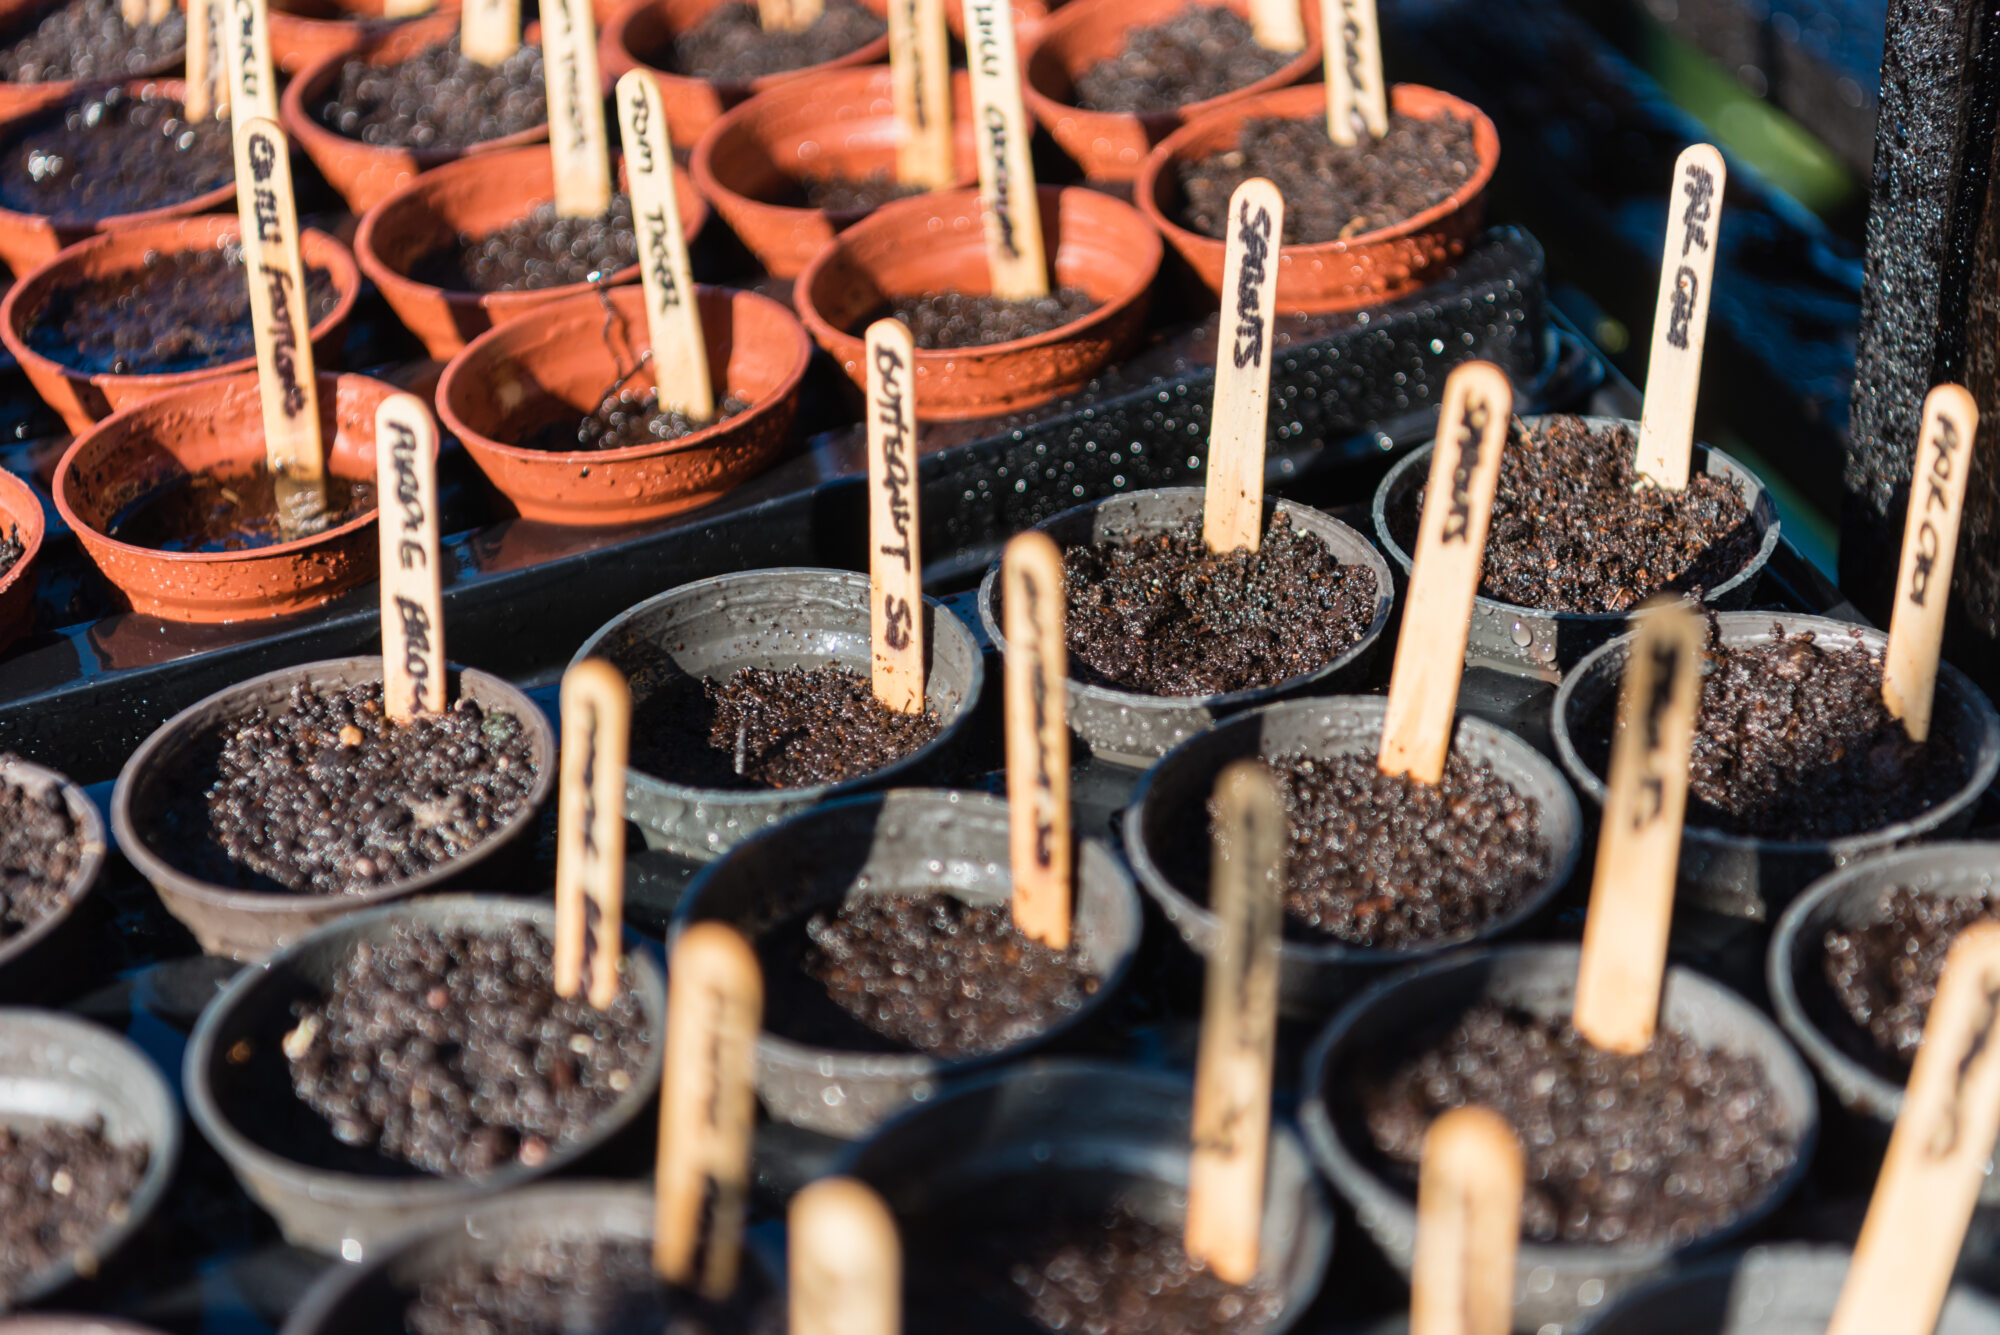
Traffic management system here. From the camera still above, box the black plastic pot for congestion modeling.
[112,659,557,961]
[675,789,1144,1138]
[572,568,985,861]
[837,1059,1333,1334]
[976,487,1395,766]
[1301,944,1819,1335]
[183,896,666,1259]
[1552,612,2000,921]
[0,755,107,999]
[1371,415,1781,676]
[1122,695,1583,1018]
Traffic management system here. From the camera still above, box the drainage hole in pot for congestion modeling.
[0,1116,149,1304]
[1071,6,1292,116]
[0,0,185,86]
[652,0,885,83]
[857,288,1100,350]
[0,764,82,942]
[0,86,233,218]
[1823,886,2000,1073]
[314,36,546,151]
[408,196,642,293]
[106,465,375,553]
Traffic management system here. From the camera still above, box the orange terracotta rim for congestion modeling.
[268,0,465,73]
[601,0,892,102]
[0,462,46,650]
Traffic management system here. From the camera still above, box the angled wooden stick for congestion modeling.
[758,0,823,32]
[1634,144,1726,490]
[374,394,445,722]
[867,319,926,715]
[185,0,219,121]
[1883,383,1978,743]
[121,0,145,30]
[460,0,521,64]
[960,0,1047,299]
[1003,530,1071,949]
[1248,0,1303,53]
[554,658,631,1010]
[890,0,953,188]
[616,70,714,420]
[542,0,613,217]
[220,0,279,124]
[1410,1107,1524,1335]
[1319,0,1385,146]
[790,1178,902,1335]
[1203,177,1284,555]
[146,0,170,28]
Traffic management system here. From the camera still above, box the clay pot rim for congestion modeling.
[603,0,893,102]
[0,461,45,612]
[435,281,811,467]
[0,754,107,980]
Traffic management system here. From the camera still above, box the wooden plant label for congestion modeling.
[1634,144,1726,489]
[889,0,953,188]
[1184,760,1286,1286]
[554,658,631,1010]
[1248,0,1304,53]
[867,319,926,715]
[220,0,278,123]
[1410,1107,1524,1335]
[1319,0,1385,146]
[655,922,763,1300]
[1827,922,2000,1335]
[757,0,822,31]
[790,1178,902,1335]
[1572,599,1703,1054]
[1002,530,1071,950]
[383,0,435,17]
[122,0,143,26]
[374,395,445,722]
[615,70,714,419]
[1202,177,1284,555]
[542,0,612,217]
[1883,383,1978,743]
[146,0,170,27]
[185,0,224,120]
[960,0,1048,299]
[460,0,521,65]
[1377,361,1512,784]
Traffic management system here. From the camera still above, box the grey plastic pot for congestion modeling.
[976,487,1395,767]
[1553,612,2000,922]
[1301,944,1819,1335]
[837,1060,1332,1334]
[1371,416,1781,676]
[112,658,557,962]
[0,756,107,999]
[183,896,666,1259]
[0,1009,181,1311]
[572,568,984,861]
[1123,695,1583,1019]
[675,789,1143,1138]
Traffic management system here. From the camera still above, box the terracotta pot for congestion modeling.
[437,282,809,525]
[599,0,891,148]
[53,371,423,622]
[942,0,1050,42]
[268,0,462,73]
[0,79,239,276]
[0,0,184,118]
[795,184,1161,420]
[1,217,362,434]
[356,144,706,360]
[0,462,43,653]
[692,66,976,279]
[1023,0,1319,181]
[1136,82,1498,314]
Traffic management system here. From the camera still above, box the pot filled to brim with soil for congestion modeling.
[2,216,361,433]
[0,755,105,1000]
[1124,695,1582,1017]
[691,65,976,279]
[1303,943,1819,1335]
[1023,0,1320,182]
[1552,612,2000,922]
[437,282,809,526]
[268,0,462,74]
[676,789,1141,1137]
[113,657,555,960]
[838,1060,1333,1333]
[571,567,983,859]
[0,464,45,654]
[0,0,185,119]
[1137,82,1497,314]
[0,78,237,274]
[357,144,708,360]
[53,370,415,623]
[976,487,1393,765]
[0,1009,179,1310]
[1374,414,1782,675]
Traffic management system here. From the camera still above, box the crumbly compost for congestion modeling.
[0,1117,148,1304]
[1000,1207,1286,1334]
[515,383,750,453]
[106,467,375,554]
[0,763,82,940]
[1072,5,1290,114]
[1823,888,2000,1066]
[662,0,885,82]
[778,171,925,212]
[0,86,234,218]
[0,524,20,576]
[883,287,1099,349]
[313,37,546,150]
[0,0,184,84]
[406,196,639,293]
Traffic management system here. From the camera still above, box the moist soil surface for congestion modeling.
[773,170,924,212]
[0,1117,149,1303]
[878,287,1099,349]
[659,0,885,82]
[1823,888,2000,1067]
[1072,5,1290,115]
[0,763,83,940]
[313,37,546,150]
[106,466,376,554]
[0,86,234,219]
[1364,1004,1799,1246]
[1058,512,1379,696]
[1175,111,1479,245]
[407,195,639,293]
[27,244,341,376]
[0,0,184,84]
[516,383,751,453]
[0,524,21,576]
[285,920,650,1176]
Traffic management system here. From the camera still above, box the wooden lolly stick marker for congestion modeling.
[1883,383,1978,743]
[373,394,445,722]
[1248,0,1303,53]
[757,0,823,31]
[1826,922,2000,1335]
[1572,599,1703,1054]
[554,658,631,1010]
[960,0,1048,299]
[1634,144,1725,489]
[120,0,144,30]
[867,319,926,714]
[542,0,612,217]
[1185,760,1286,1286]
[460,0,521,65]
[790,1178,902,1335]
[656,922,763,1299]
[1003,530,1071,949]
[1319,0,1385,146]
[233,117,327,540]
[220,0,278,123]
[1410,1107,1524,1335]
[889,0,953,188]
[185,0,220,120]
[1378,362,1511,784]
[146,0,170,27]
[1203,177,1284,554]
[383,0,436,18]
[615,70,714,420]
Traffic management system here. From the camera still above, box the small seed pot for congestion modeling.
[0,0,182,117]
[0,755,106,1001]
[0,462,45,655]
[674,789,1143,1137]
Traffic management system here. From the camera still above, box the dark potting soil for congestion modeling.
[106,466,376,554]
[0,524,20,576]
[515,383,751,453]
[1175,111,1479,245]
[168,681,540,895]
[285,921,650,1176]
[628,664,941,791]
[1823,888,2000,1067]
[26,243,342,376]
[0,86,234,219]
[406,195,639,293]
[772,170,924,212]
[313,36,546,151]
[0,763,82,940]
[880,286,1099,350]
[1059,512,1378,697]
[1364,1004,1799,1246]
[1072,5,1291,115]
[661,0,885,82]
[0,1117,149,1304]
[0,0,184,84]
